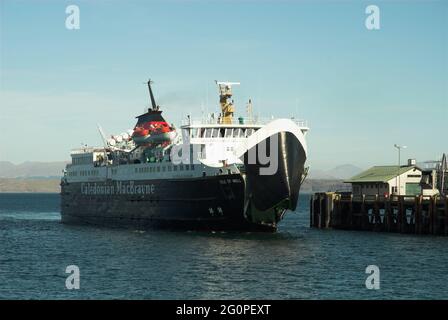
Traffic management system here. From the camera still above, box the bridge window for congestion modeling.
[233,128,242,137]
[191,128,198,138]
[225,129,233,138]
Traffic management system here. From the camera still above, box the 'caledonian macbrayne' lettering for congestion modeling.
[81,181,155,195]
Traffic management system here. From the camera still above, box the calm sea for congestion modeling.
[0,193,447,299]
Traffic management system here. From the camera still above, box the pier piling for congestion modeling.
[310,193,448,236]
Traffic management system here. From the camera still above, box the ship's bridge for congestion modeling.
[180,116,308,167]
[69,147,108,167]
[181,116,308,142]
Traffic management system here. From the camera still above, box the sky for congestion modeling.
[0,0,447,170]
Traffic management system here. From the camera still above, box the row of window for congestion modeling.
[190,128,256,139]
[80,170,99,176]
[68,170,99,177]
[134,164,195,174]
[72,156,92,165]
[68,165,196,177]
[354,183,388,191]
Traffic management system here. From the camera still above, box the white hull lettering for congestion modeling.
[81,181,155,195]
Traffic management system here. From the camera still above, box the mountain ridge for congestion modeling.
[307,164,364,180]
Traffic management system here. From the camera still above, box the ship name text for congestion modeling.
[81,181,155,195]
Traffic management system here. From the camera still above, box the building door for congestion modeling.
[405,183,421,195]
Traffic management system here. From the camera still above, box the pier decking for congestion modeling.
[310,193,448,235]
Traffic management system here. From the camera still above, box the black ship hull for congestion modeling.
[61,132,306,232]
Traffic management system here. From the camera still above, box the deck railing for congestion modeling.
[182,117,308,127]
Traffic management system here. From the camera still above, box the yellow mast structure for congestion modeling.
[215,81,240,124]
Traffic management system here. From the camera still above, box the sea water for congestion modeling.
[0,193,447,299]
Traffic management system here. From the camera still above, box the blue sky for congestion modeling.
[0,0,447,170]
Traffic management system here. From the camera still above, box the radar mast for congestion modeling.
[215,81,240,124]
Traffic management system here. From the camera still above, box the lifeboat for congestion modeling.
[132,120,176,145]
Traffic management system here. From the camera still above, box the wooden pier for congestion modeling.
[310,193,448,235]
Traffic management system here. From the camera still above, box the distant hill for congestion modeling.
[0,161,354,193]
[308,164,363,180]
[0,161,68,178]
[301,179,351,194]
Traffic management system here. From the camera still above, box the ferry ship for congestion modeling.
[60,80,309,231]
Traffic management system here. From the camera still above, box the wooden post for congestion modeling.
[320,194,325,229]
[310,195,314,228]
[319,195,324,229]
[333,196,339,228]
[414,195,421,234]
[432,196,438,235]
[404,196,408,233]
[445,196,448,236]
[325,193,333,228]
[349,194,354,229]
[384,199,389,232]
[429,196,434,235]
[336,194,341,228]
[373,194,380,231]
[361,194,366,230]
[385,197,393,232]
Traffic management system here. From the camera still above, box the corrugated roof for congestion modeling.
[345,166,418,183]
